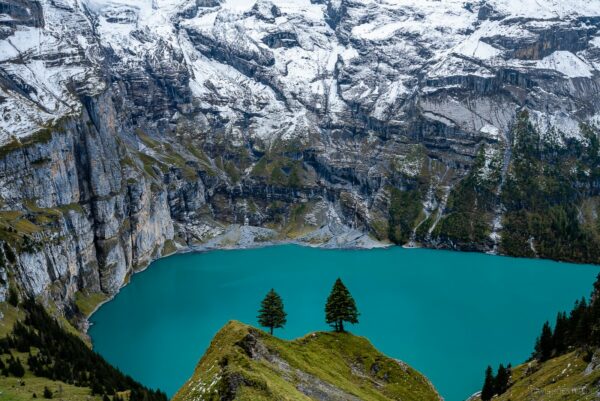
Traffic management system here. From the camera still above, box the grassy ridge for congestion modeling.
[173,321,441,401]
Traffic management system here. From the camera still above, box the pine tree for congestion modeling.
[257,289,287,335]
[592,273,600,304]
[535,321,554,361]
[325,278,359,333]
[43,387,52,399]
[591,274,600,346]
[8,355,25,377]
[480,366,495,401]
[7,287,18,307]
[494,364,510,395]
[573,298,591,345]
[552,312,568,354]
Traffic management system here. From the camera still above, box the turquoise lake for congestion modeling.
[89,245,600,401]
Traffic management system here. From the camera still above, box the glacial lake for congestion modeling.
[89,245,600,401]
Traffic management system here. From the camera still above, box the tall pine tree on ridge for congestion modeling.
[257,289,287,335]
[325,278,359,333]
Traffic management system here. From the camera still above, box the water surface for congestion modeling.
[89,245,599,401]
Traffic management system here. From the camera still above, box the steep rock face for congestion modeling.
[0,92,177,308]
[0,0,600,314]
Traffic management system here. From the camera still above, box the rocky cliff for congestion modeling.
[172,321,442,401]
[1,0,600,319]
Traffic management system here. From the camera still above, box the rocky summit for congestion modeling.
[0,0,600,316]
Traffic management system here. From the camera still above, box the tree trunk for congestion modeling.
[339,320,344,333]
[270,326,273,335]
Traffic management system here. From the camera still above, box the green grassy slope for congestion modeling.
[469,350,600,401]
[491,350,600,401]
[0,303,104,401]
[0,368,105,401]
[0,300,166,401]
[173,321,441,401]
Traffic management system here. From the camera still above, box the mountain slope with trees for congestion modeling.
[474,274,600,401]
[173,321,441,401]
[0,299,167,401]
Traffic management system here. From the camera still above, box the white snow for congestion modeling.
[452,21,504,60]
[457,39,502,60]
[1,0,600,146]
[486,0,600,19]
[222,0,255,12]
[530,110,584,142]
[480,124,501,140]
[352,21,405,41]
[0,26,43,62]
[536,51,594,78]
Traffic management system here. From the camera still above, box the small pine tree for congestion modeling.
[325,278,359,333]
[7,287,18,307]
[535,321,554,361]
[552,312,568,354]
[591,274,600,346]
[91,381,103,396]
[494,364,510,395]
[257,289,287,335]
[480,366,495,401]
[592,273,600,304]
[574,302,591,345]
[8,356,25,378]
[43,387,52,399]
[3,243,16,264]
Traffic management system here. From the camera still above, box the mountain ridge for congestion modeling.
[172,320,442,401]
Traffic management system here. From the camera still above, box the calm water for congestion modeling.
[89,245,599,401]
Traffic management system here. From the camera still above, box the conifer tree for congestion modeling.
[535,321,554,361]
[494,364,510,395]
[325,278,359,332]
[43,386,52,399]
[574,300,591,345]
[591,274,600,345]
[480,366,495,401]
[7,355,25,377]
[552,312,568,354]
[7,287,18,307]
[592,273,600,304]
[257,289,287,335]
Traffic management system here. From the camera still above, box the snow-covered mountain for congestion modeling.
[1,0,600,312]
[2,0,600,143]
